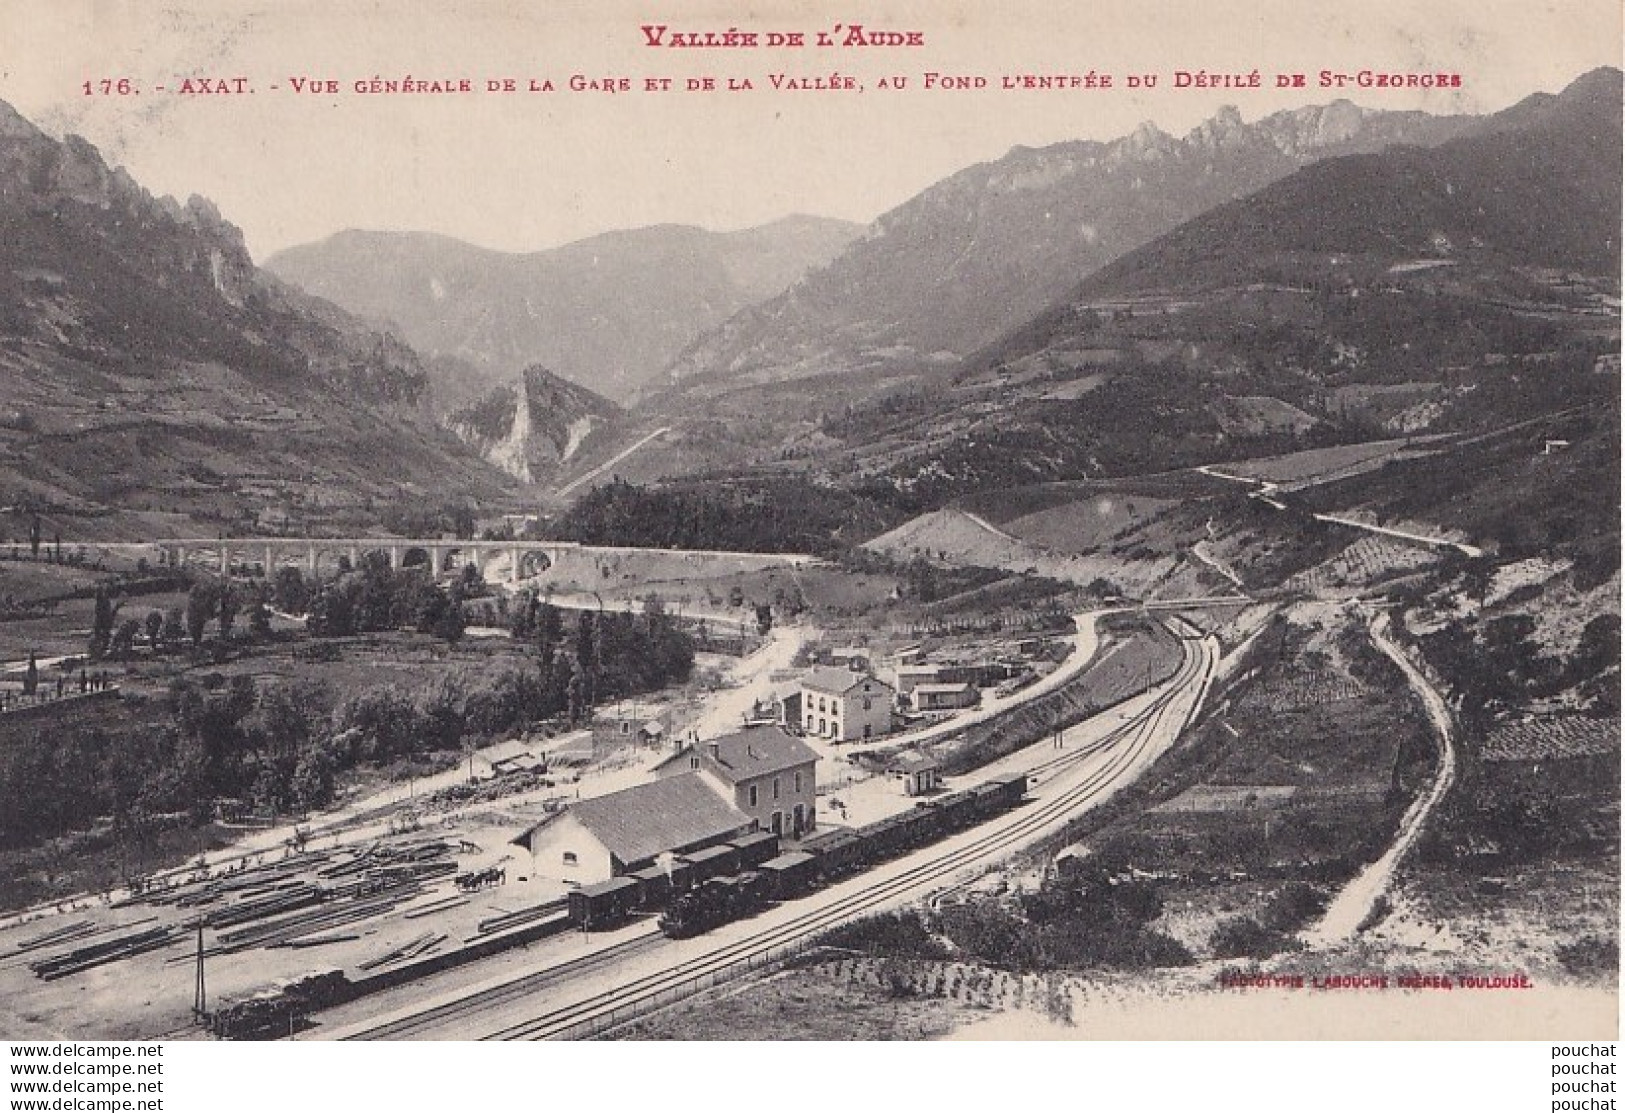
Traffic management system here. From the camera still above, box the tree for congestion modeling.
[162,607,186,648]
[433,583,467,643]
[247,599,272,639]
[185,582,219,647]
[28,515,39,559]
[88,588,120,662]
[144,610,163,652]
[111,618,140,660]
[272,566,310,614]
[292,745,337,811]
[216,584,239,642]
[23,652,37,695]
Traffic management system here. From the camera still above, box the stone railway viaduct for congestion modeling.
[94,538,816,585]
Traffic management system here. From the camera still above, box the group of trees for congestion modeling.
[1415,611,1621,729]
[508,592,694,718]
[85,581,271,662]
[297,554,472,642]
[551,477,900,557]
[1,584,698,852]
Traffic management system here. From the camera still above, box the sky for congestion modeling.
[0,0,1618,261]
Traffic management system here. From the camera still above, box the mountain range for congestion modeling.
[264,216,861,408]
[656,99,1479,398]
[0,67,1615,537]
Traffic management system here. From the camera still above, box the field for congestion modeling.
[1283,535,1442,596]
[1013,605,1436,960]
[1481,716,1620,762]
[999,493,1180,556]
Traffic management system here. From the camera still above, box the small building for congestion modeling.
[913,682,979,713]
[471,739,544,780]
[654,724,821,838]
[511,772,755,885]
[799,667,896,743]
[891,663,944,696]
[827,646,872,673]
[886,750,942,797]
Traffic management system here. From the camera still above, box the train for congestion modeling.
[566,771,1028,939]
[208,969,352,1040]
[214,772,1027,1037]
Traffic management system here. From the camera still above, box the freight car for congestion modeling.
[730,830,781,869]
[569,876,641,930]
[682,843,742,884]
[759,851,818,899]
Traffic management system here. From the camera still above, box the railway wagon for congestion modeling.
[981,772,1028,812]
[760,851,818,899]
[569,875,641,930]
[918,788,978,830]
[857,806,935,861]
[797,827,866,878]
[682,843,741,884]
[729,830,781,869]
[628,861,693,911]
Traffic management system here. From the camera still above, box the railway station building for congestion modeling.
[512,772,755,885]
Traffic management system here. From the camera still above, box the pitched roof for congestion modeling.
[541,772,753,867]
[887,750,940,773]
[801,666,894,696]
[654,724,820,784]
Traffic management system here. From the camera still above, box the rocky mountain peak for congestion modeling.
[0,98,42,140]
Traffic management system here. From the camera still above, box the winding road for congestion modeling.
[1302,609,1459,944]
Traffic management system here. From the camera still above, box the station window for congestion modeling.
[562,851,578,866]
[794,771,802,793]
[749,785,759,808]
[773,777,781,800]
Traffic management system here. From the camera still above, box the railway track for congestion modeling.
[341,927,666,1039]
[447,633,1213,1041]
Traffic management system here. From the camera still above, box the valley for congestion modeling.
[0,61,1614,1044]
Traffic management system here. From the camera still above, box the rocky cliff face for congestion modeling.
[0,98,512,532]
[446,366,621,484]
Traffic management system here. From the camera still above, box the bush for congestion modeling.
[1210,916,1298,960]
[1555,936,1619,983]
[818,910,950,960]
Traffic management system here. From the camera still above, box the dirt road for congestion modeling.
[1302,609,1458,944]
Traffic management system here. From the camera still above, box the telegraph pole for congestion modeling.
[192,921,207,1023]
